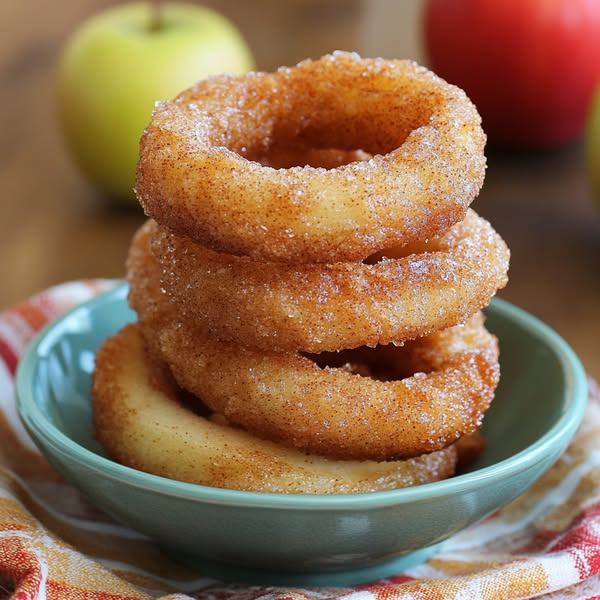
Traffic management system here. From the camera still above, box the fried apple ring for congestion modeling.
[92,323,460,494]
[136,51,486,263]
[151,209,509,353]
[127,223,500,461]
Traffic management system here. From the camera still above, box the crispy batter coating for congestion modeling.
[91,323,460,494]
[127,224,500,461]
[151,209,509,353]
[136,52,486,263]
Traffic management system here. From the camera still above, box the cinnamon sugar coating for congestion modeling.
[151,209,508,353]
[92,322,460,494]
[126,223,500,461]
[136,52,486,263]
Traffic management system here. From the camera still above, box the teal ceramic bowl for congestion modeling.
[16,283,587,586]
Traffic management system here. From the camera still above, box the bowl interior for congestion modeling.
[476,306,571,470]
[22,283,582,478]
[30,285,135,456]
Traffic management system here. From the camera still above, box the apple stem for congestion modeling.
[148,1,164,32]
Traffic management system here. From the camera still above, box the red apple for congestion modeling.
[424,0,600,148]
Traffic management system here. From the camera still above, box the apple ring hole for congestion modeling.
[245,142,373,169]
[303,343,434,382]
[364,237,446,264]
[210,57,445,166]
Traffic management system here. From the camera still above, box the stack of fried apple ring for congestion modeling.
[92,52,510,494]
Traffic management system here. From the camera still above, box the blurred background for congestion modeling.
[1,0,599,378]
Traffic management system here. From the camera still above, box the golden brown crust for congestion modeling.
[151,209,509,353]
[127,223,500,461]
[91,324,460,494]
[136,52,486,263]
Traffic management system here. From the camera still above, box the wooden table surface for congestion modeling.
[2,0,599,380]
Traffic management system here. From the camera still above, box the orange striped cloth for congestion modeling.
[2,280,600,600]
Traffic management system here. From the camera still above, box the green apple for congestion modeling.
[586,86,600,204]
[57,1,254,202]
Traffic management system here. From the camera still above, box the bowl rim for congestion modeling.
[16,282,588,510]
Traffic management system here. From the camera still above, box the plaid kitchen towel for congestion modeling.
[1,280,600,600]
